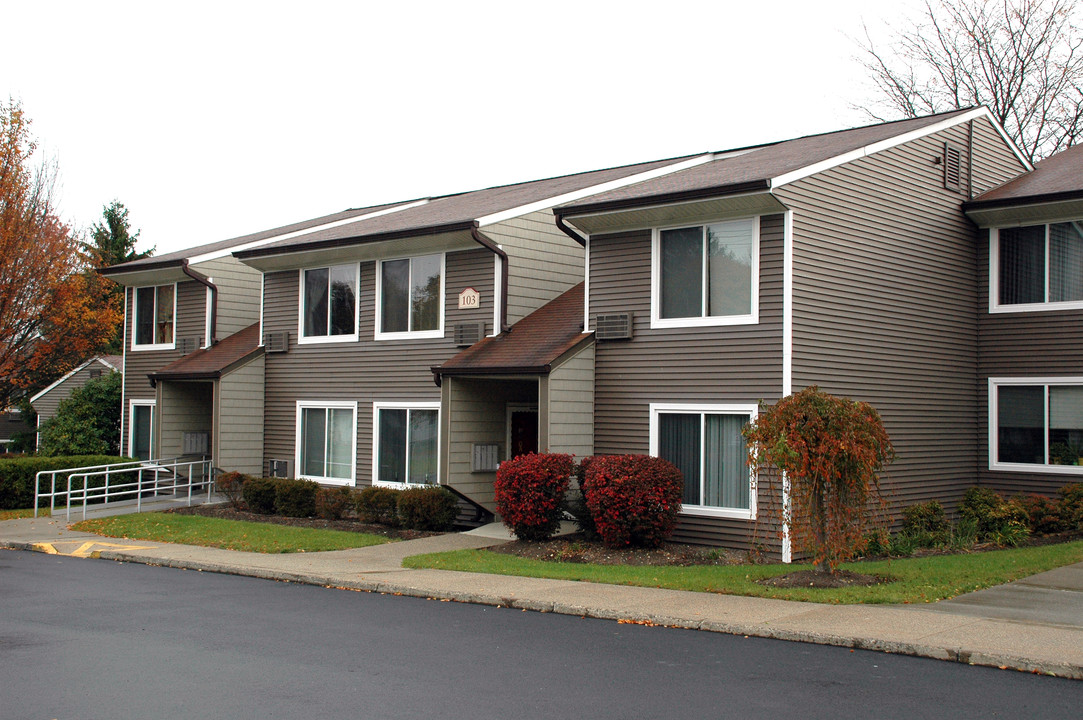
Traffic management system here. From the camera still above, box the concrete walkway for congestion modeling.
[3,512,1081,679]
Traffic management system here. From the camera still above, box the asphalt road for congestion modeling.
[2,550,1080,720]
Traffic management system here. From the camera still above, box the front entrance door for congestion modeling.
[508,408,539,459]
[130,403,154,461]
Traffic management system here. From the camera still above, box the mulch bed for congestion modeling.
[758,569,885,588]
[487,535,747,567]
[166,503,439,541]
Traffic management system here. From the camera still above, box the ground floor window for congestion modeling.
[373,402,439,486]
[991,378,1083,473]
[129,401,155,461]
[296,401,356,484]
[649,403,755,519]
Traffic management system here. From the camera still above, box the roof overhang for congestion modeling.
[558,187,787,237]
[98,262,189,287]
[964,192,1083,228]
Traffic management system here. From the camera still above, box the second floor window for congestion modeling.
[996,221,1083,310]
[378,254,443,338]
[302,265,357,340]
[133,284,174,348]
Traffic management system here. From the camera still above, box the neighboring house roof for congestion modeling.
[147,323,263,385]
[964,143,1083,227]
[29,355,122,405]
[555,108,1019,223]
[433,283,590,382]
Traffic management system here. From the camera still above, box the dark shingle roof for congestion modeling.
[557,110,978,216]
[967,143,1083,209]
[433,283,589,379]
[148,323,262,383]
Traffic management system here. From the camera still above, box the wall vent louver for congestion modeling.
[265,331,289,353]
[944,142,962,192]
[595,312,633,340]
[267,458,292,478]
[454,322,486,347]
[177,337,201,355]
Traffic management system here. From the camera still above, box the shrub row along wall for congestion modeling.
[0,456,133,509]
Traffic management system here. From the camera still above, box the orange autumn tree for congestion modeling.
[0,100,121,409]
[744,387,894,573]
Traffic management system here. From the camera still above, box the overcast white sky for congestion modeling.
[2,1,919,256]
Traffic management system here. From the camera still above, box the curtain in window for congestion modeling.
[660,227,703,319]
[999,225,1045,305]
[301,408,327,477]
[704,414,749,509]
[326,408,353,479]
[378,409,407,483]
[659,413,701,505]
[154,285,174,344]
[381,260,410,333]
[329,265,356,336]
[408,409,438,484]
[135,287,155,345]
[304,268,329,337]
[998,385,1044,463]
[1050,222,1083,303]
[410,255,441,332]
[706,219,753,317]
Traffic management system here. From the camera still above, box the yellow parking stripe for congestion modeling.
[31,540,157,557]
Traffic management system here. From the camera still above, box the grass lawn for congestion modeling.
[71,513,393,554]
[0,507,50,521]
[403,539,1083,604]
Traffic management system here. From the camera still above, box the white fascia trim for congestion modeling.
[583,235,591,333]
[782,210,794,397]
[475,155,716,227]
[258,272,266,346]
[119,294,128,453]
[295,400,358,486]
[491,254,502,337]
[204,284,213,348]
[561,189,775,231]
[372,401,441,487]
[771,108,1023,189]
[188,199,431,266]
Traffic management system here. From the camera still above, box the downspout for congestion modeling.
[181,259,218,346]
[470,223,510,333]
[554,212,587,247]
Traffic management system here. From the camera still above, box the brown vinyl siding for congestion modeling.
[157,381,213,458]
[121,281,205,457]
[192,257,262,338]
[261,248,494,483]
[588,215,785,547]
[774,118,1024,517]
[976,230,1083,496]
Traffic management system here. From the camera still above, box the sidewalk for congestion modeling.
[3,511,1082,679]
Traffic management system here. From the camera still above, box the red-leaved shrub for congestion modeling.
[494,453,574,541]
[580,454,683,548]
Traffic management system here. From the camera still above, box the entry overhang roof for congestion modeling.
[148,323,263,385]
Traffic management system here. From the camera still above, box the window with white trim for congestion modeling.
[300,265,358,342]
[990,378,1083,474]
[132,284,175,349]
[652,217,758,328]
[376,254,444,339]
[296,401,357,484]
[128,400,155,461]
[992,221,1083,311]
[649,404,755,518]
[373,403,439,486]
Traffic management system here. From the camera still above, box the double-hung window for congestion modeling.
[992,221,1083,311]
[377,254,444,339]
[652,217,758,328]
[373,402,439,486]
[296,401,357,485]
[300,264,358,343]
[990,378,1083,474]
[650,404,756,518]
[132,284,175,350]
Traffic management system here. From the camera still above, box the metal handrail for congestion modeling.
[35,458,216,520]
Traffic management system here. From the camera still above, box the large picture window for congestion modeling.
[300,264,357,342]
[991,378,1083,474]
[993,221,1083,311]
[377,254,444,339]
[649,404,755,518]
[652,218,758,328]
[373,403,439,486]
[296,402,356,484]
[133,284,175,349]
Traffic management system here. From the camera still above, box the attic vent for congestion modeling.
[265,331,289,353]
[267,459,292,478]
[595,312,633,340]
[944,142,962,192]
[89,369,103,380]
[454,322,486,347]
[177,337,201,355]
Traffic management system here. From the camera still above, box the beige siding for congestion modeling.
[32,364,117,423]
[261,248,495,484]
[546,343,595,459]
[484,210,585,324]
[774,117,1025,517]
[193,257,263,338]
[216,355,265,475]
[157,381,213,458]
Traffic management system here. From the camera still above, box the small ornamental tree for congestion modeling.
[580,454,684,549]
[494,453,574,541]
[744,387,894,572]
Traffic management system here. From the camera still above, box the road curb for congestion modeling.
[59,546,1078,680]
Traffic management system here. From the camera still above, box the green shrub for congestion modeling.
[581,454,684,549]
[356,486,399,525]
[960,487,1030,545]
[215,471,248,510]
[960,487,1002,531]
[316,486,354,520]
[397,486,458,531]
[1011,494,1065,535]
[37,372,122,456]
[274,478,319,518]
[242,477,279,515]
[1058,483,1083,530]
[494,453,574,541]
[902,500,949,536]
[0,455,132,509]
